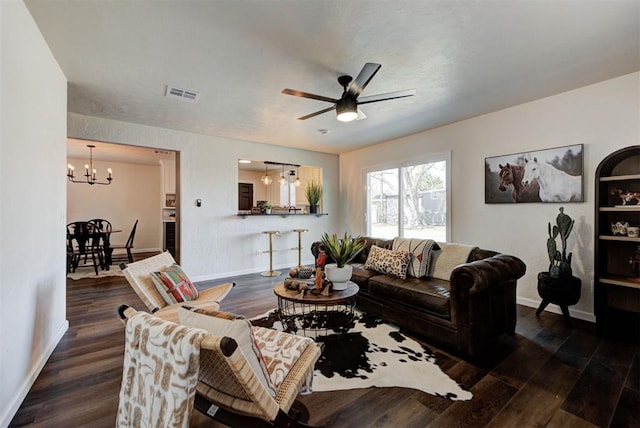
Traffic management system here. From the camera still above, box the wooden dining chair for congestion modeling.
[110,219,138,264]
[66,221,103,275]
[89,218,113,269]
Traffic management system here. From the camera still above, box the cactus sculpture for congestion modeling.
[547,207,575,278]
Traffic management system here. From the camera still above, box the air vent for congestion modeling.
[165,85,200,103]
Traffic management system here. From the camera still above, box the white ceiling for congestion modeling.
[26,1,640,155]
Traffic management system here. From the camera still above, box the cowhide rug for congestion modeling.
[251,310,472,401]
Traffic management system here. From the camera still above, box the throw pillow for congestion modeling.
[178,306,277,397]
[430,242,479,281]
[363,245,412,279]
[150,264,199,304]
[392,238,439,278]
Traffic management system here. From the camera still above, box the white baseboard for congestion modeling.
[1,320,69,428]
[191,258,318,282]
[517,296,595,323]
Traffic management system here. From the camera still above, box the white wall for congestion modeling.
[340,72,640,321]
[67,114,342,280]
[67,158,162,252]
[0,1,68,425]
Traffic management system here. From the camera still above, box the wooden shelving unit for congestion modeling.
[594,145,640,341]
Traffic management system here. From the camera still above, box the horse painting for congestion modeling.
[522,157,582,202]
[498,163,541,202]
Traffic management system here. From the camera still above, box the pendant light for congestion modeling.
[261,164,272,185]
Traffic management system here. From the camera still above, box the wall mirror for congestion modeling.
[238,159,323,213]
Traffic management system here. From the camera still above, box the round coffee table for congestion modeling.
[273,281,359,338]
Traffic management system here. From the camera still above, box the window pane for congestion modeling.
[401,161,446,241]
[367,168,399,239]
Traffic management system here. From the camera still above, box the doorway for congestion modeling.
[67,138,179,263]
[238,183,253,211]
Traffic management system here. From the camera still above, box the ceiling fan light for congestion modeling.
[336,98,358,122]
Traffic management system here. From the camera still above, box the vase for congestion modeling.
[324,263,352,290]
[309,204,318,214]
[265,208,271,214]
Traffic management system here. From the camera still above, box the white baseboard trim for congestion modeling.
[517,296,595,323]
[1,319,69,428]
[191,259,318,282]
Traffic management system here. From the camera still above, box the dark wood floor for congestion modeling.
[10,260,640,427]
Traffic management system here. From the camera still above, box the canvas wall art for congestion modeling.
[485,144,583,203]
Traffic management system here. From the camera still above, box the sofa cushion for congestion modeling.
[350,264,379,292]
[392,238,439,278]
[367,275,451,319]
[364,245,412,279]
[356,238,394,264]
[431,242,479,281]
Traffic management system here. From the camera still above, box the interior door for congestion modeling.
[238,183,253,210]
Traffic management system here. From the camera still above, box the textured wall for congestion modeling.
[67,113,342,280]
[0,1,68,425]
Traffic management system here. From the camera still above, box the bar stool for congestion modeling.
[292,228,308,268]
[261,230,281,277]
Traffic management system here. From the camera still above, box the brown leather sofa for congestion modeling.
[312,237,526,356]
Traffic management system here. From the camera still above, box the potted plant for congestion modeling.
[304,181,323,214]
[536,207,581,320]
[547,207,575,278]
[320,232,366,290]
[263,202,273,215]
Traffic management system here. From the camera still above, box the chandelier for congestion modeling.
[67,144,113,185]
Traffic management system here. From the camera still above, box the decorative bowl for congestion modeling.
[297,267,314,279]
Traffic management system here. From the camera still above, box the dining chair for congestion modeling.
[110,219,138,264]
[89,218,113,269]
[66,221,103,275]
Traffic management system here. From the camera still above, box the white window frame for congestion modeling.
[363,151,451,241]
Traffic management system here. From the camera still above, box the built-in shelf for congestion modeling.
[594,145,640,339]
[600,174,640,182]
[237,212,328,218]
[599,275,640,289]
[599,235,640,242]
[599,206,640,212]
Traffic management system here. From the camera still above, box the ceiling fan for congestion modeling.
[282,63,416,122]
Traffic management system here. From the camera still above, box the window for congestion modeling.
[366,154,449,241]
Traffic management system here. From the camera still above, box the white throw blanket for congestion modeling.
[117,312,206,428]
[431,242,479,280]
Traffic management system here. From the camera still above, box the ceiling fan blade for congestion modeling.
[357,89,416,105]
[356,108,367,121]
[297,106,335,120]
[282,88,338,104]
[347,63,381,98]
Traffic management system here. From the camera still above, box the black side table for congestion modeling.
[536,272,582,323]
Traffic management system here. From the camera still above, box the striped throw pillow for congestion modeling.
[150,264,199,304]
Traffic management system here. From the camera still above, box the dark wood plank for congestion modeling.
[428,375,517,427]
[562,339,637,427]
[610,387,640,427]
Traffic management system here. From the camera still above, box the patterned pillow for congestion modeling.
[150,264,199,304]
[178,306,277,397]
[392,238,439,278]
[363,245,412,279]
